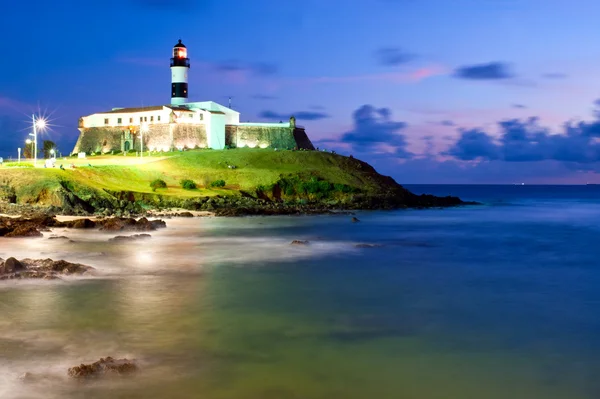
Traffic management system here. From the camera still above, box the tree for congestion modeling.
[43,140,56,159]
[23,141,35,159]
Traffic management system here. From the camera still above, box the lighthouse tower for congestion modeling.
[170,39,190,105]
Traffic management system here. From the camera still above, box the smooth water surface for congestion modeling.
[2,185,600,398]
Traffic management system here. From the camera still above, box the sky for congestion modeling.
[2,0,600,183]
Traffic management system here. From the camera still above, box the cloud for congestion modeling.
[340,105,412,158]
[440,120,455,126]
[214,60,278,77]
[295,66,446,85]
[445,113,600,164]
[453,62,515,80]
[375,47,416,66]
[512,104,527,109]
[542,72,567,79]
[259,110,329,121]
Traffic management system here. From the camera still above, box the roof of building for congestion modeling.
[98,105,191,114]
[174,39,186,48]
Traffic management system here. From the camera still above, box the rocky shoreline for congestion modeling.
[0,214,167,238]
[0,190,476,220]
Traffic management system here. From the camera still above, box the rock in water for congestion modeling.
[1,257,23,273]
[0,258,94,280]
[108,234,152,242]
[4,225,43,237]
[68,357,138,379]
[351,217,360,223]
[290,240,309,245]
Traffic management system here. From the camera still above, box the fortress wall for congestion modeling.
[172,124,207,150]
[72,127,123,154]
[143,124,171,152]
[225,126,314,150]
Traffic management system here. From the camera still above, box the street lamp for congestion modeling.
[30,114,46,167]
[50,149,55,160]
[140,123,149,158]
[18,148,21,163]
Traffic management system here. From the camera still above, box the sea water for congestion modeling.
[1,184,600,398]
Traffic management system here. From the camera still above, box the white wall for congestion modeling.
[187,101,240,125]
[206,113,226,149]
[82,107,173,128]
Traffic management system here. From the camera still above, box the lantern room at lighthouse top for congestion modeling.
[170,40,189,67]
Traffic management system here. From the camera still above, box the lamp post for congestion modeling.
[17,148,21,163]
[140,123,149,158]
[30,114,46,167]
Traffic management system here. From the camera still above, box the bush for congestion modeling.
[150,179,167,191]
[210,179,226,188]
[180,179,197,190]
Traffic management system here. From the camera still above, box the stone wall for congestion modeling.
[225,126,314,150]
[72,123,311,154]
[72,124,208,154]
[172,124,207,150]
[72,127,123,154]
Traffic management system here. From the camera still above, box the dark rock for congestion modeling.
[290,240,309,245]
[108,234,152,242]
[4,225,43,237]
[0,258,94,280]
[351,217,360,223]
[98,217,166,232]
[48,236,70,240]
[2,257,23,273]
[353,243,383,248]
[68,357,138,379]
[176,211,194,217]
[71,218,96,229]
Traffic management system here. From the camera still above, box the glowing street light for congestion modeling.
[29,114,47,167]
[140,123,149,158]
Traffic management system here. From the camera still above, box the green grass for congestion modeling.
[0,148,396,206]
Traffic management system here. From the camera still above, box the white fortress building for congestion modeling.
[72,40,313,154]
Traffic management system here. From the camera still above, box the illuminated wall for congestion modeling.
[225,125,314,150]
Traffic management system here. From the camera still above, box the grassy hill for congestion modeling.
[0,149,462,215]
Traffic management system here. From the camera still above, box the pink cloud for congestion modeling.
[290,65,447,85]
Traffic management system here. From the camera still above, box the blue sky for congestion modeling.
[2,0,600,183]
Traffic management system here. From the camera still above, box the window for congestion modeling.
[129,118,133,123]
[199,114,203,121]
[139,117,143,123]
[157,115,161,122]
[117,118,122,125]
[144,116,148,122]
[189,113,193,118]
[150,116,154,122]
[104,118,109,125]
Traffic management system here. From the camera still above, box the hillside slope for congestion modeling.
[0,149,465,215]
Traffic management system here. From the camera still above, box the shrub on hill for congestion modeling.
[150,179,167,191]
[180,179,197,190]
[210,179,226,188]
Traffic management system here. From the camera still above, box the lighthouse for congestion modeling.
[170,39,190,105]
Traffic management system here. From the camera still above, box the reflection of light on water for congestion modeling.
[14,286,61,326]
[117,276,206,350]
[135,251,154,266]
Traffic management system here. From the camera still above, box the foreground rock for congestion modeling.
[0,257,95,280]
[68,357,138,379]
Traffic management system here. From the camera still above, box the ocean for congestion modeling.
[1,184,600,398]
